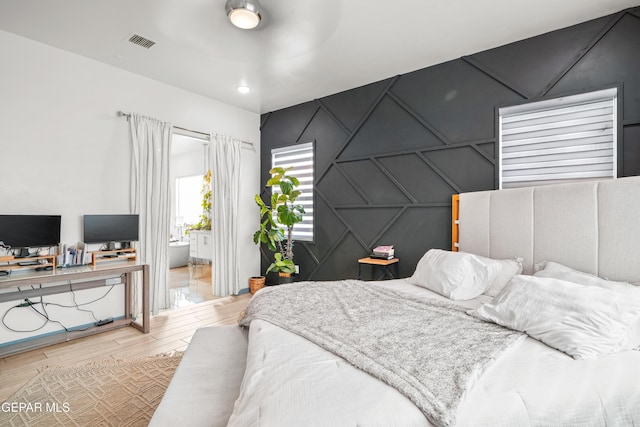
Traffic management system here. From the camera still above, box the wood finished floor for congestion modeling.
[0,292,252,402]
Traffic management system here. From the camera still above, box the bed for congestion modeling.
[151,176,640,427]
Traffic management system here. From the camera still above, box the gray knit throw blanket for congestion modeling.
[239,280,523,427]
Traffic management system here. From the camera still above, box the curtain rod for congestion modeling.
[117,110,254,147]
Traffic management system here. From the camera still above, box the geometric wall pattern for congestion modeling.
[260,6,640,282]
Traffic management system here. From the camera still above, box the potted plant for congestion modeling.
[253,167,305,284]
[248,276,266,294]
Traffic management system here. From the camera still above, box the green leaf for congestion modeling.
[254,194,266,207]
[279,181,292,195]
[270,167,286,175]
[289,190,301,200]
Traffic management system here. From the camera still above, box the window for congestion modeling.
[271,142,314,241]
[499,88,617,189]
[175,174,204,225]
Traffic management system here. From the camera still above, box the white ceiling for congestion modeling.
[0,0,637,114]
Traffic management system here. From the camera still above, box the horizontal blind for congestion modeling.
[499,88,617,189]
[271,142,314,241]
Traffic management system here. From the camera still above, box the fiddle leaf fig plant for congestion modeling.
[253,167,305,275]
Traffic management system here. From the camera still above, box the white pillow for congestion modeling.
[534,261,640,350]
[534,261,635,292]
[470,275,640,359]
[481,256,523,297]
[408,249,501,300]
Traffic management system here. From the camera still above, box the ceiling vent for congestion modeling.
[128,34,156,49]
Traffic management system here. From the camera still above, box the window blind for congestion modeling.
[271,142,314,241]
[499,88,617,189]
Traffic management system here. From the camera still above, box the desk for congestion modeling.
[357,257,399,280]
[0,263,149,357]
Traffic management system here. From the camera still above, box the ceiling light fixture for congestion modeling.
[236,85,251,94]
[225,0,263,30]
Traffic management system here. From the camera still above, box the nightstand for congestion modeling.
[357,257,399,280]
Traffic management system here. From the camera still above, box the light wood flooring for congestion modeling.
[0,292,252,402]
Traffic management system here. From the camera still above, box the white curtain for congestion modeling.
[211,134,242,296]
[130,114,172,315]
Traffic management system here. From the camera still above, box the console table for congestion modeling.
[0,263,149,357]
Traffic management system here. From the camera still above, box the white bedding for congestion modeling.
[227,279,640,427]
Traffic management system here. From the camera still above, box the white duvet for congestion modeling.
[227,280,640,427]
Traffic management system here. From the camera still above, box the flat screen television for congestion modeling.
[0,215,62,257]
[83,214,139,248]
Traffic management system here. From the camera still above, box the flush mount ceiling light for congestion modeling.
[236,85,251,94]
[225,0,263,30]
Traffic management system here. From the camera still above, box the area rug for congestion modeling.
[0,352,183,427]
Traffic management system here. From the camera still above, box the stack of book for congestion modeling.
[371,245,394,260]
[56,242,92,267]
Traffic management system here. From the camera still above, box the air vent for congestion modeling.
[128,34,156,49]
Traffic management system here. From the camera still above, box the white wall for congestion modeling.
[0,29,260,342]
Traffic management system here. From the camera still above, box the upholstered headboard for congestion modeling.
[455,176,640,282]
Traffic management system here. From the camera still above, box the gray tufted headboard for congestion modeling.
[455,176,640,282]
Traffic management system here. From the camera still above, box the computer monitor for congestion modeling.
[0,215,62,257]
[83,214,139,249]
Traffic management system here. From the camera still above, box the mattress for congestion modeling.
[227,279,640,426]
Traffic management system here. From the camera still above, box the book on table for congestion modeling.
[371,245,394,259]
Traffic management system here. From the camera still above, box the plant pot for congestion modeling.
[249,276,266,294]
[278,272,295,285]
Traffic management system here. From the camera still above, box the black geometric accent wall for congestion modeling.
[260,6,640,282]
